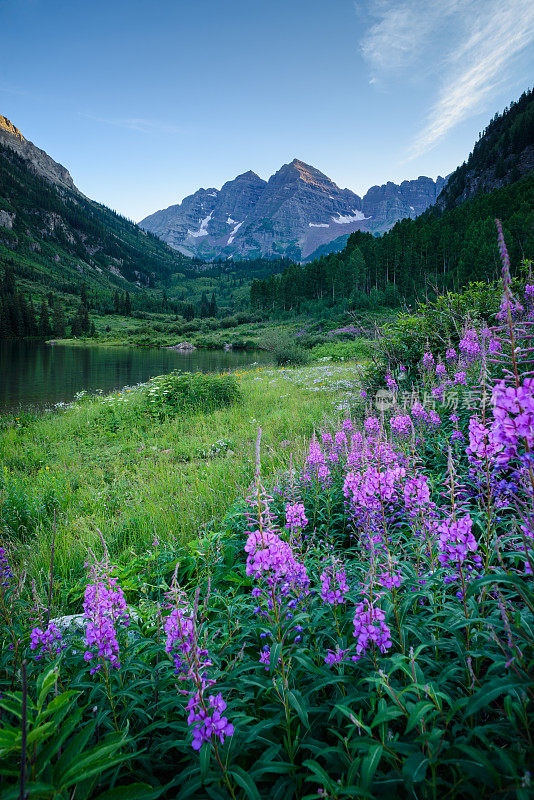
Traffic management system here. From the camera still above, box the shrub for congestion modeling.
[145,371,242,417]
[261,331,311,366]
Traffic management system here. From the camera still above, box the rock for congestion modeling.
[166,341,196,351]
[0,210,15,229]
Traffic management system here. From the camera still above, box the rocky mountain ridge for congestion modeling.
[0,114,76,191]
[140,159,446,262]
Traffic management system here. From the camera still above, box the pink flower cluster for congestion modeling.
[305,435,330,482]
[422,351,434,370]
[403,475,431,515]
[492,379,534,465]
[30,622,64,660]
[343,464,406,512]
[437,515,478,566]
[164,598,203,676]
[245,528,308,592]
[186,690,234,750]
[324,648,348,666]
[0,547,12,590]
[390,415,412,438]
[459,329,482,362]
[285,502,308,531]
[352,601,392,660]
[466,416,500,463]
[83,561,129,674]
[320,563,349,605]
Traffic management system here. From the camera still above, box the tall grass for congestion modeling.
[0,363,361,587]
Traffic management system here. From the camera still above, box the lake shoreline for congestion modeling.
[0,340,274,413]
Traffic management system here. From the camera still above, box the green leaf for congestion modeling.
[269,643,282,673]
[402,752,429,784]
[360,744,383,790]
[37,668,58,710]
[55,719,96,779]
[466,678,520,716]
[60,753,134,788]
[199,740,211,780]
[40,690,79,720]
[94,782,161,800]
[333,704,372,737]
[303,759,334,789]
[287,690,309,729]
[371,706,404,728]
[0,781,58,800]
[230,766,261,800]
[405,702,435,733]
[0,694,23,719]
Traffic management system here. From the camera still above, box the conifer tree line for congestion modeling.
[0,267,94,341]
[250,90,533,314]
[250,173,533,313]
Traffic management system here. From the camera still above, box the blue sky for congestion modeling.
[1,0,532,221]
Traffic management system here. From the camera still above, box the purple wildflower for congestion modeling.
[30,622,64,660]
[352,601,392,659]
[285,502,308,531]
[186,690,234,750]
[320,563,349,605]
[83,557,129,673]
[324,648,348,666]
[437,515,478,567]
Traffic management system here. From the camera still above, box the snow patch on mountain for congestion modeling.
[227,220,243,244]
[331,210,367,224]
[309,222,329,228]
[187,211,213,238]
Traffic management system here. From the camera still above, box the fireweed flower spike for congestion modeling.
[164,575,233,751]
[285,502,308,532]
[320,561,349,605]
[352,601,392,661]
[83,554,129,674]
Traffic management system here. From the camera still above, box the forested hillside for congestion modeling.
[438,87,534,209]
[0,140,193,310]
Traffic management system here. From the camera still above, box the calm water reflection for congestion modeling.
[0,341,273,412]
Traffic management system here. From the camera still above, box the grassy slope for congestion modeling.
[1,361,363,586]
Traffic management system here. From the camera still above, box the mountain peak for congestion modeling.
[0,114,26,142]
[234,169,264,182]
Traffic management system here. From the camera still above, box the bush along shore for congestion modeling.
[1,223,534,799]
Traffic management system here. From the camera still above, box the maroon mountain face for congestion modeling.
[140,159,446,262]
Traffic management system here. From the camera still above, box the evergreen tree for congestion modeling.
[208,291,217,317]
[52,303,66,338]
[200,291,209,318]
[38,298,52,338]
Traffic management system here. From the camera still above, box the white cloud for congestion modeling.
[80,112,182,135]
[360,0,463,79]
[359,0,534,157]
